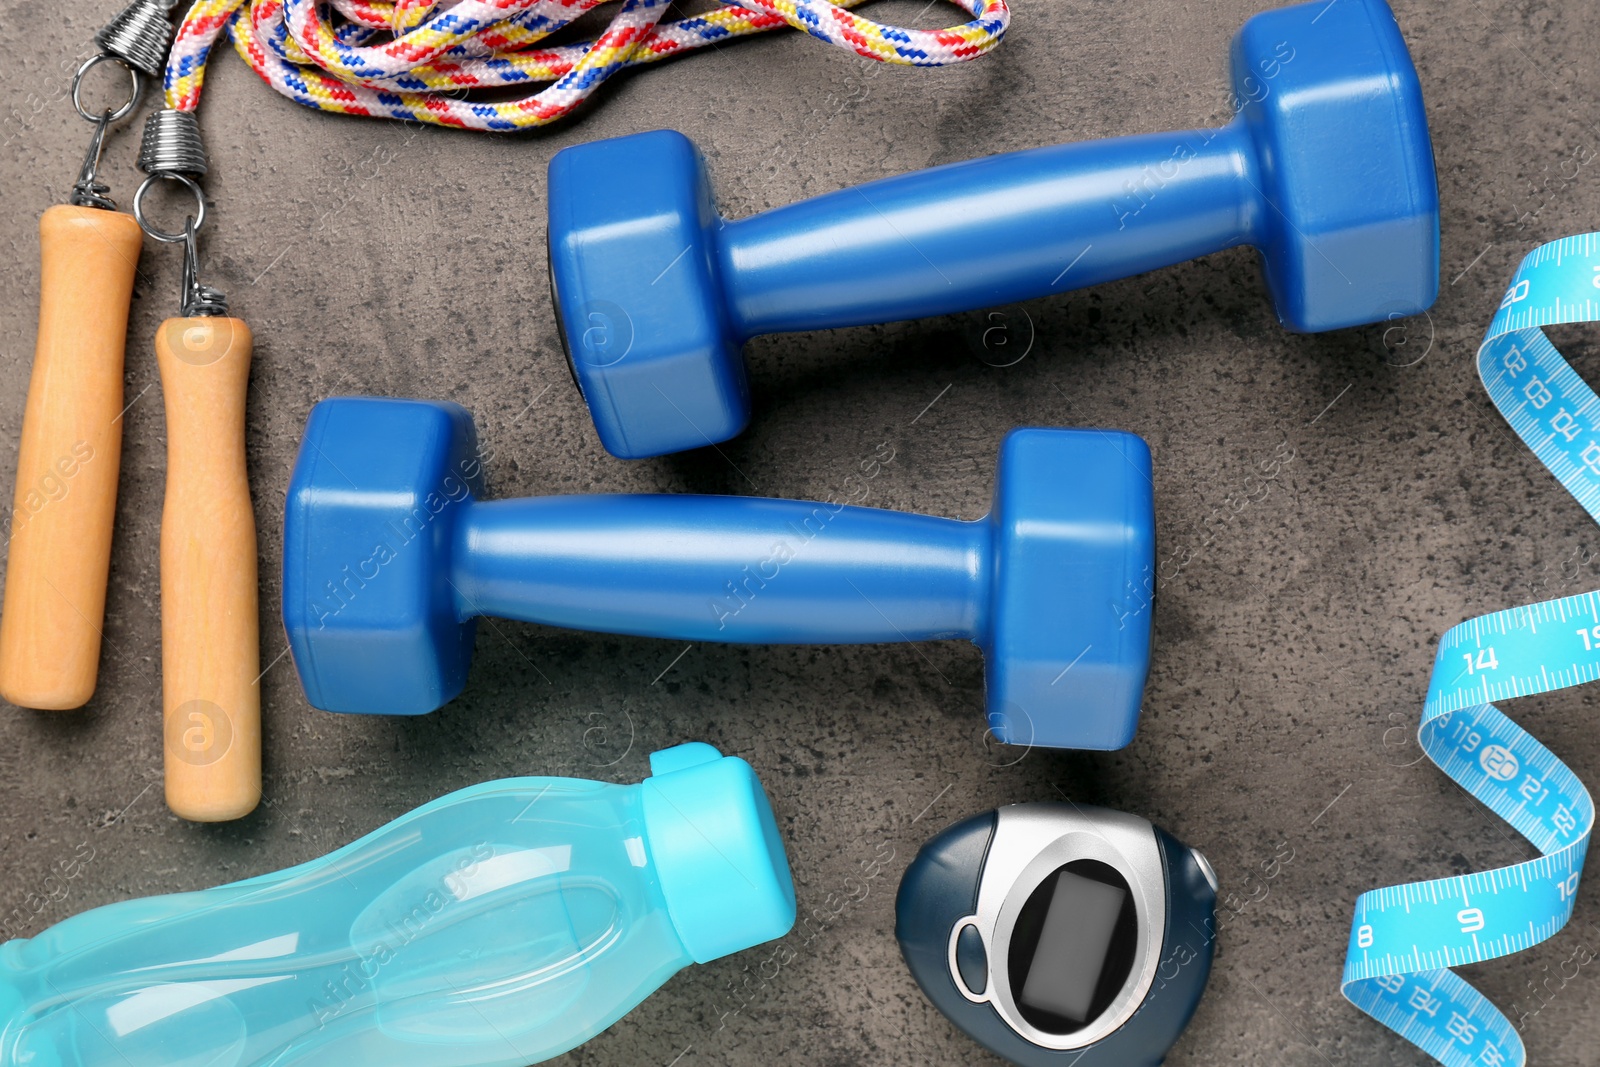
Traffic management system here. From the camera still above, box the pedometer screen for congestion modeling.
[1008,860,1139,1033]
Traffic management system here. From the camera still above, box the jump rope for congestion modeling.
[0,0,1007,823]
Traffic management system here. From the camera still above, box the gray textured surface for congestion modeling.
[2,0,1599,1064]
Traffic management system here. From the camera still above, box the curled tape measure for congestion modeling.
[1342,235,1600,1066]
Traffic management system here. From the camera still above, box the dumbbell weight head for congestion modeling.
[1231,0,1437,335]
[548,130,744,458]
[985,429,1154,749]
[283,399,486,714]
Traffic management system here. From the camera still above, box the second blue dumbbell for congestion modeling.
[282,399,1155,750]
[548,0,1438,458]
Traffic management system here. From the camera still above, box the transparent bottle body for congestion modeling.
[0,778,691,1066]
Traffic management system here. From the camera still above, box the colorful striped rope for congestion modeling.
[165,0,1010,131]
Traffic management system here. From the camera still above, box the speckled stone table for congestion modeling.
[1,1,1597,1064]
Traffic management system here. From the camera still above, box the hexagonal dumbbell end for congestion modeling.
[1232,0,1437,334]
[547,0,1437,460]
[283,401,1155,748]
[283,399,485,715]
[984,429,1154,750]
[548,131,746,461]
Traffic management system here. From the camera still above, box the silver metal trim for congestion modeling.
[72,53,142,124]
[946,918,987,1002]
[1192,847,1218,893]
[133,171,207,242]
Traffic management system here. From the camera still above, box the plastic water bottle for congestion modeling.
[0,742,795,1066]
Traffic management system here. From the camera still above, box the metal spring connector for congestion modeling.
[69,112,118,211]
[67,54,143,211]
[139,108,208,176]
[180,222,230,318]
[133,173,229,318]
[95,0,176,79]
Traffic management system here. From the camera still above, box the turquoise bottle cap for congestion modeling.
[641,742,797,964]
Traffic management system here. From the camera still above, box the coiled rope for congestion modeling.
[165,0,1010,131]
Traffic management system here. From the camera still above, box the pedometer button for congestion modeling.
[954,922,988,996]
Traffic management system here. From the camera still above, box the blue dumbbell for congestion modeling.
[282,398,1155,751]
[547,0,1438,459]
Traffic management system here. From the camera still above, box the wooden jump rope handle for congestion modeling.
[156,316,260,822]
[0,205,141,710]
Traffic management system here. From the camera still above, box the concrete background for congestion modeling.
[1,0,1598,1063]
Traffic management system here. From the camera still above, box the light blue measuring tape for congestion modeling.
[1341,234,1600,1066]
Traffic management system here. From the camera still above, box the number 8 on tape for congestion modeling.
[1343,235,1600,1067]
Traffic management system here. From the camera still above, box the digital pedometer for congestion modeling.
[895,804,1218,1066]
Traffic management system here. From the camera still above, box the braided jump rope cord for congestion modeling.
[164,0,1010,131]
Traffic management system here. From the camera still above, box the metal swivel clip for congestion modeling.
[68,56,138,210]
[129,0,221,318]
[69,0,178,210]
[133,173,228,318]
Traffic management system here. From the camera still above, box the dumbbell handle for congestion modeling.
[451,496,990,643]
[720,124,1255,336]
